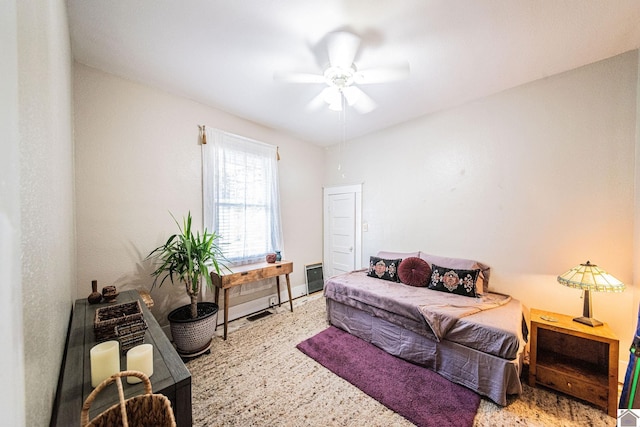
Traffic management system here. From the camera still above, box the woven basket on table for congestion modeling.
[81,370,176,427]
[94,301,144,342]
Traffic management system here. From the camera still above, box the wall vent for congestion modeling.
[305,263,324,294]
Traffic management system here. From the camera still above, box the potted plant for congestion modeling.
[147,211,228,356]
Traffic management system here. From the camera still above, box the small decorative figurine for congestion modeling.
[101,285,119,303]
[87,280,102,304]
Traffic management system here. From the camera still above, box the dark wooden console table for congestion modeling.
[211,260,293,340]
[51,290,192,426]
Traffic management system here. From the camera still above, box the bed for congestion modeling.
[324,251,527,406]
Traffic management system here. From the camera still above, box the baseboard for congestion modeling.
[162,282,309,338]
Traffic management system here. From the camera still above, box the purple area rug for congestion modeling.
[296,326,480,427]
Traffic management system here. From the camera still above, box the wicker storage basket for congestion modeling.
[81,370,176,427]
[94,301,144,342]
[116,319,148,352]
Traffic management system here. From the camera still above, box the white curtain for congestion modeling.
[202,128,284,273]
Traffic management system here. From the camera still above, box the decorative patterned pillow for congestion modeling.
[398,257,432,287]
[428,264,480,297]
[419,252,490,295]
[367,256,402,282]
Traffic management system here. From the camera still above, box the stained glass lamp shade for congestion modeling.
[557,261,625,327]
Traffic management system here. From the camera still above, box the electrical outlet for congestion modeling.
[269,297,276,307]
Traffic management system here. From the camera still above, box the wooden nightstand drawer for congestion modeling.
[536,365,608,407]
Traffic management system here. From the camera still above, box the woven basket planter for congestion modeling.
[168,302,218,356]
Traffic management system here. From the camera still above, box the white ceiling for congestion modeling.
[67,1,640,146]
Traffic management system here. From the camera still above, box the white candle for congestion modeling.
[90,341,120,387]
[126,344,154,384]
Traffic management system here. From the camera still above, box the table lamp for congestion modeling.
[557,261,625,327]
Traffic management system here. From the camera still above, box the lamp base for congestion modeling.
[573,316,603,327]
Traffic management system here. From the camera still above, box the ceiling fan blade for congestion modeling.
[353,62,410,84]
[323,87,343,111]
[341,86,360,106]
[306,87,341,111]
[343,86,376,114]
[327,31,360,69]
[274,71,325,84]
[306,90,327,111]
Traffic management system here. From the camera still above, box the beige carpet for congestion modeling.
[186,294,615,426]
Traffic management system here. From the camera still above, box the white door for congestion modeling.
[323,184,362,278]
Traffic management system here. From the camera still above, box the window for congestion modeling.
[203,128,283,265]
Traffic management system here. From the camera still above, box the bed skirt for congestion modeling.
[326,298,524,406]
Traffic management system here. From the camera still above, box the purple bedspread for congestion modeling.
[324,270,524,359]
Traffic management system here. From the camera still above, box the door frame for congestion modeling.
[323,184,363,276]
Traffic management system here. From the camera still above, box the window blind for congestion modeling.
[202,128,283,265]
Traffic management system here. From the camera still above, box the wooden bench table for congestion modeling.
[52,290,192,426]
[211,260,293,340]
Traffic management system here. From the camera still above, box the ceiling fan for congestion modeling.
[275,31,410,114]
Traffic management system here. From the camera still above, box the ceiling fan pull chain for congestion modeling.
[339,93,347,178]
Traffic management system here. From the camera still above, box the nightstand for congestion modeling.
[528,308,619,417]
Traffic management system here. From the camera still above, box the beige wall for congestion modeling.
[325,50,639,369]
[73,63,324,324]
[15,0,76,425]
[1,1,24,425]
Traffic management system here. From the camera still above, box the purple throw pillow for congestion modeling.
[398,257,432,287]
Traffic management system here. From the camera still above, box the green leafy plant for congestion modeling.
[147,211,227,319]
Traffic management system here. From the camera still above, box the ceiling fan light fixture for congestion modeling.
[324,65,356,89]
[277,30,408,114]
